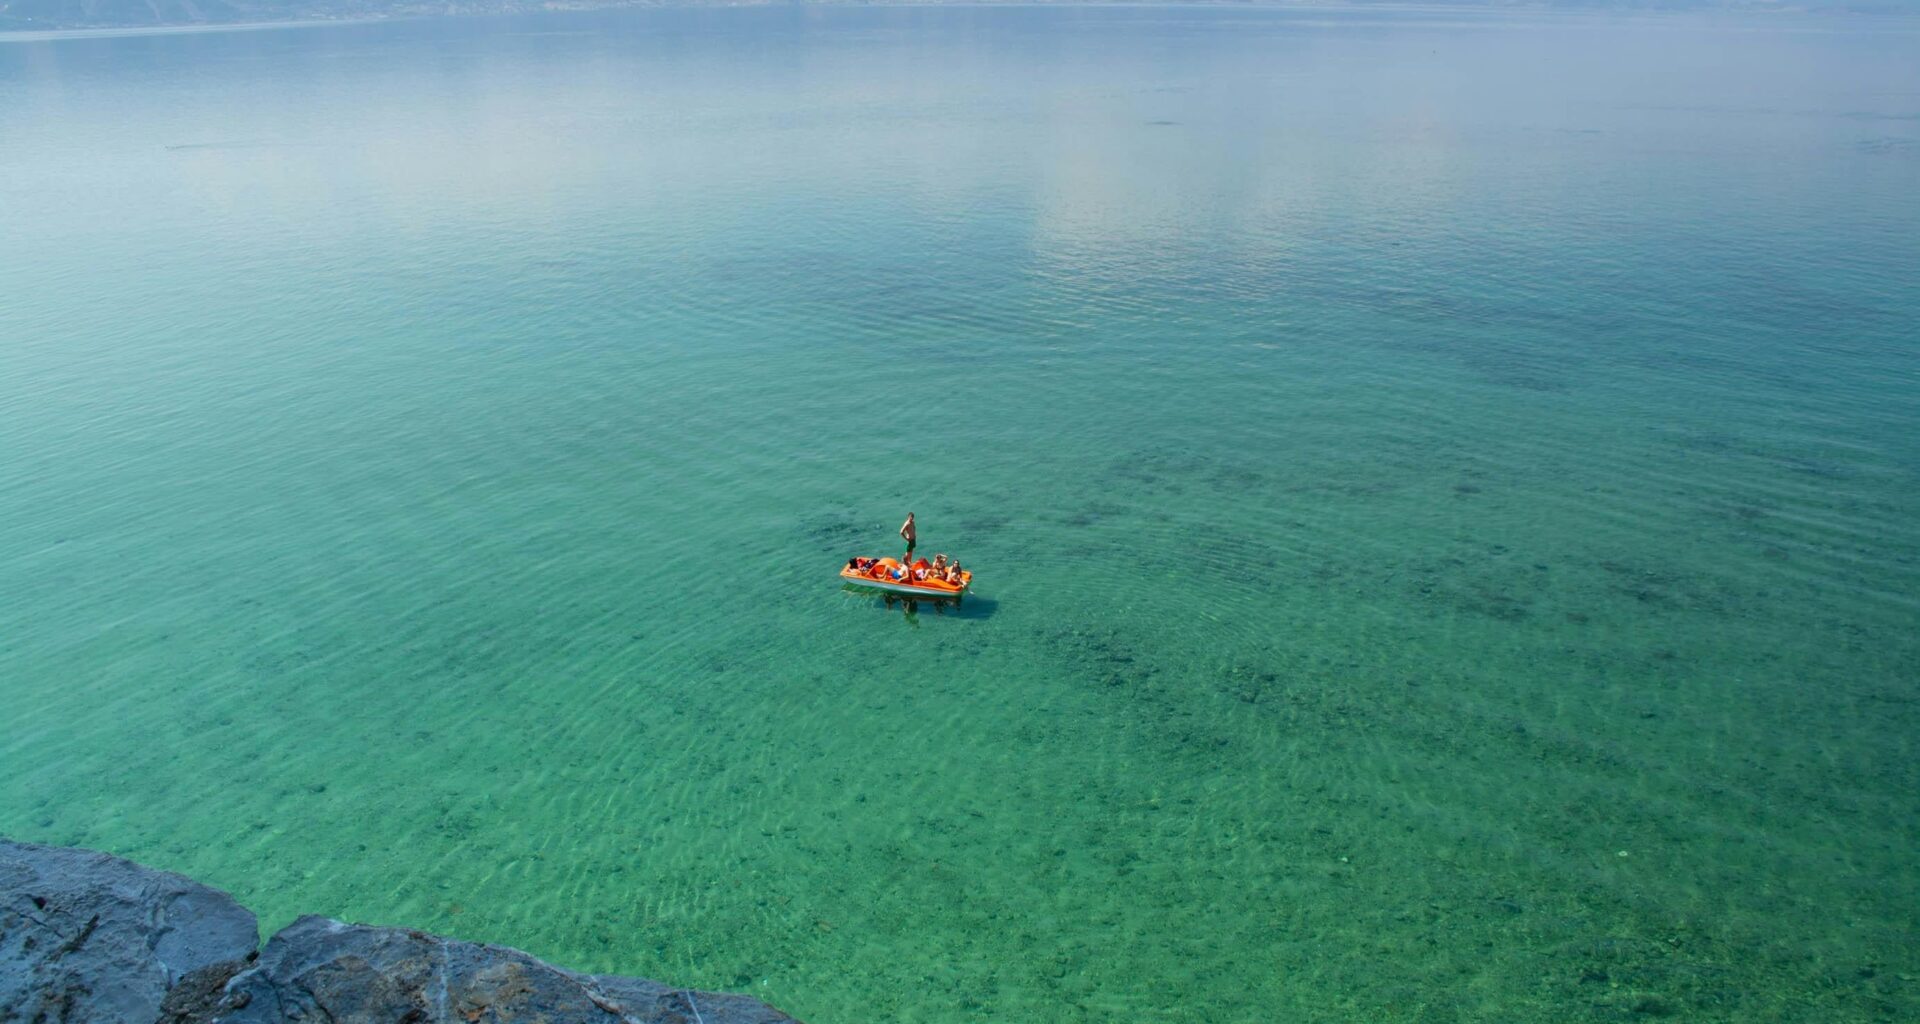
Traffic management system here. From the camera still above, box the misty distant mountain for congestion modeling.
[0,0,1902,32]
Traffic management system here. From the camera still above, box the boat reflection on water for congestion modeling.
[888,591,954,618]
[840,582,996,621]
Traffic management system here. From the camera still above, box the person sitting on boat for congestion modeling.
[889,562,909,581]
[931,554,949,575]
[945,562,963,583]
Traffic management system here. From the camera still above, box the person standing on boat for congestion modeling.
[900,511,917,560]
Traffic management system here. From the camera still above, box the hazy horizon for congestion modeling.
[7,0,1920,35]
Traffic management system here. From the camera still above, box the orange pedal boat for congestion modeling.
[841,557,971,598]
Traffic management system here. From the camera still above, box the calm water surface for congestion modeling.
[3,7,1918,1021]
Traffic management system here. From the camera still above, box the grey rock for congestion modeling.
[0,838,259,1024]
[213,915,796,1024]
[1,840,797,1024]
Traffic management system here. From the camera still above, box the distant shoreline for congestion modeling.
[2,0,1907,41]
[0,16,390,40]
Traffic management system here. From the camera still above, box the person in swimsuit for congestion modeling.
[900,512,917,559]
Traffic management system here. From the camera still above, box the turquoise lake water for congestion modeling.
[3,6,1918,1021]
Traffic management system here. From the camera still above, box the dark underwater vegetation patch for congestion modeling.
[958,514,1010,534]
[1854,136,1917,154]
[1106,445,1212,489]
[1054,501,1128,528]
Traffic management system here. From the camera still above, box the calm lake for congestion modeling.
[2,6,1917,1021]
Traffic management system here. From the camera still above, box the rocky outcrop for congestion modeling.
[212,915,794,1024]
[0,839,798,1024]
[0,839,259,1024]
